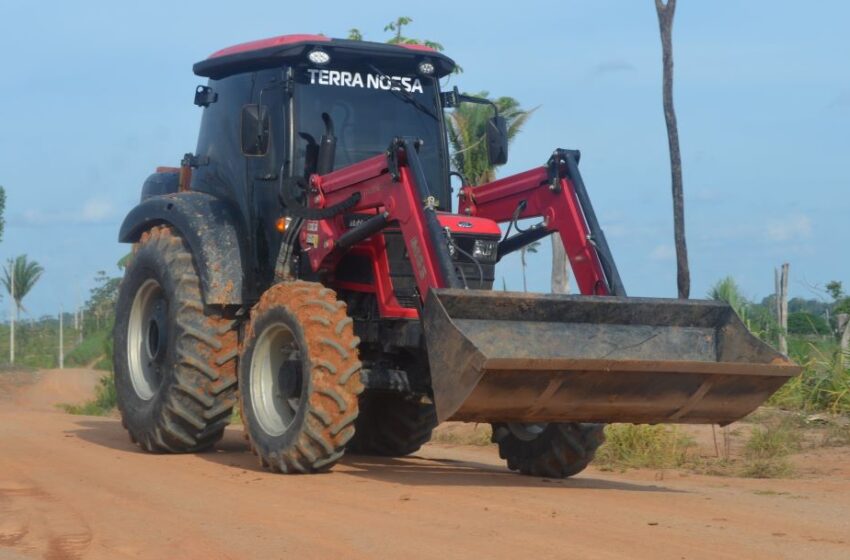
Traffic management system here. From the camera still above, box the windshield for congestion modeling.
[292,64,449,208]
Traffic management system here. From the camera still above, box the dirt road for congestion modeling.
[1,369,848,560]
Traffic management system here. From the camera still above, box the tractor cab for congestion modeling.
[190,35,505,302]
[193,35,458,209]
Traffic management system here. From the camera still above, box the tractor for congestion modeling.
[114,35,798,477]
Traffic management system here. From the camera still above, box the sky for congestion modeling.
[0,1,848,318]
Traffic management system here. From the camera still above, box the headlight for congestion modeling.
[472,239,498,262]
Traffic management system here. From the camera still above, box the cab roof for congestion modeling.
[193,34,456,80]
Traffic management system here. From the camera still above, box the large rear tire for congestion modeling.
[347,393,437,457]
[491,422,605,478]
[113,226,238,452]
[239,282,363,473]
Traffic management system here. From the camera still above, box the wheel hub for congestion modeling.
[250,322,305,437]
[127,279,168,400]
[507,422,548,442]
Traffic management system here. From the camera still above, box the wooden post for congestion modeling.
[551,234,570,294]
[9,261,14,364]
[838,313,849,366]
[775,263,789,355]
[59,306,64,369]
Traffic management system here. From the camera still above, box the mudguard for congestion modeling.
[118,192,244,306]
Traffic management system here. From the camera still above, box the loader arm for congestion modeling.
[299,139,799,426]
[302,137,461,299]
[458,149,623,296]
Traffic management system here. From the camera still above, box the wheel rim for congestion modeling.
[508,422,548,442]
[250,322,305,437]
[127,279,168,400]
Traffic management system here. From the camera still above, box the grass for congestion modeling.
[64,329,111,370]
[771,338,850,414]
[0,363,37,374]
[59,374,117,416]
[430,423,493,446]
[736,420,802,478]
[594,424,695,470]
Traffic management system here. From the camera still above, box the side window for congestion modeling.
[241,104,270,156]
[251,69,287,178]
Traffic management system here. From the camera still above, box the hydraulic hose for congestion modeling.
[278,176,360,220]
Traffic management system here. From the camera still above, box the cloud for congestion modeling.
[649,244,675,261]
[692,188,720,203]
[589,59,636,77]
[14,197,116,227]
[80,199,114,222]
[765,214,812,242]
[827,91,850,110]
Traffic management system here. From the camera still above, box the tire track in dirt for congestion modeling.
[0,471,92,560]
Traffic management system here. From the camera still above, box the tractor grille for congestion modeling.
[383,230,496,308]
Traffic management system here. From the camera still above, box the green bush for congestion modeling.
[64,329,110,369]
[595,424,694,470]
[771,341,850,414]
[59,374,116,416]
[738,420,801,478]
[787,312,830,335]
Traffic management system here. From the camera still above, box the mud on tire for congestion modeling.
[347,393,437,457]
[491,422,605,478]
[239,281,363,473]
[113,226,238,452]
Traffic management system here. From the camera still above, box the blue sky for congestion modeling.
[1,1,848,317]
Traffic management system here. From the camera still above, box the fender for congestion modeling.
[118,192,244,306]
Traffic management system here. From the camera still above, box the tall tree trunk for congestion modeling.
[655,0,690,299]
[775,263,789,355]
[551,235,570,294]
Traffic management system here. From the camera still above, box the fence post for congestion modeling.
[774,263,789,355]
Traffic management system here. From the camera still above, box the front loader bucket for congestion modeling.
[423,289,799,425]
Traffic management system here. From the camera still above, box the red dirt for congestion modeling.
[1,369,849,559]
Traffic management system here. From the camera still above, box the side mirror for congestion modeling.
[486,116,508,166]
[241,104,270,156]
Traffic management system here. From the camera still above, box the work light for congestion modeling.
[308,50,331,65]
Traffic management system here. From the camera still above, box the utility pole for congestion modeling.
[9,261,14,364]
[774,263,789,355]
[59,305,64,369]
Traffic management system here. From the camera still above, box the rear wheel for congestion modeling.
[113,226,238,452]
[239,282,363,473]
[491,422,605,478]
[347,393,437,456]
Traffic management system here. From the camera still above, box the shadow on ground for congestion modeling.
[68,418,679,493]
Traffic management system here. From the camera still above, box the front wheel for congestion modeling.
[239,282,363,473]
[491,422,605,478]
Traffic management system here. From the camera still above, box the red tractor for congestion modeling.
[114,35,798,477]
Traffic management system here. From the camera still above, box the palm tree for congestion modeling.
[3,255,44,313]
[446,93,534,186]
[708,276,768,338]
[520,241,541,292]
[708,276,746,315]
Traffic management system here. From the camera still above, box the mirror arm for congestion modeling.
[442,87,499,117]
